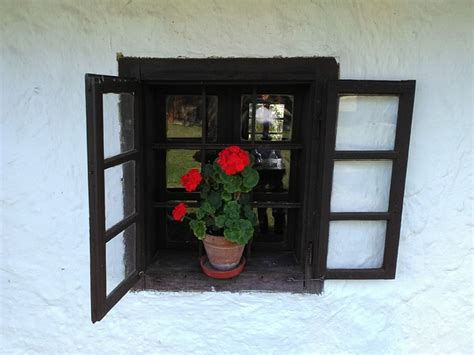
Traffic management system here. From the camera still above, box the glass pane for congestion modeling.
[105,161,136,229]
[253,207,288,243]
[335,95,399,150]
[327,221,386,269]
[166,150,202,189]
[331,160,392,212]
[103,93,134,159]
[252,149,291,192]
[166,95,217,140]
[241,94,293,141]
[106,223,136,295]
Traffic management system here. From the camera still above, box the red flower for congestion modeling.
[217,146,250,175]
[172,202,187,221]
[180,168,202,192]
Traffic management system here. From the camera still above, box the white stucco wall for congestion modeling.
[1,0,472,353]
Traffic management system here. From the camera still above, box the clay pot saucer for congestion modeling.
[200,255,246,279]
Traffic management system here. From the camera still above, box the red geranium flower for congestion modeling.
[180,168,202,192]
[172,202,187,221]
[217,146,250,175]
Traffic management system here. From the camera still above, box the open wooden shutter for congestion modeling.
[85,74,145,322]
[316,80,415,279]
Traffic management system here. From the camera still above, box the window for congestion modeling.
[86,59,415,322]
[315,81,415,279]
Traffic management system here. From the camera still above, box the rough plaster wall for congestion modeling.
[1,0,472,353]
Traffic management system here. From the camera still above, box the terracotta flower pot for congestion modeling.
[203,234,245,271]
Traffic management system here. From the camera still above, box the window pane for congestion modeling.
[166,95,217,140]
[105,161,136,229]
[166,150,202,189]
[327,221,386,269]
[241,94,293,141]
[253,207,288,243]
[253,149,291,192]
[336,95,399,150]
[331,160,392,212]
[103,93,134,159]
[106,223,136,295]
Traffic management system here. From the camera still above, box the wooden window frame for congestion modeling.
[86,75,146,322]
[118,57,339,285]
[315,80,416,279]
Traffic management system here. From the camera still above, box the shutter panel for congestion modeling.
[316,80,415,279]
[85,74,145,322]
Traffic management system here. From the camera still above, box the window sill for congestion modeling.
[134,250,317,293]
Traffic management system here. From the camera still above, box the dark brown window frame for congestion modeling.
[315,80,416,279]
[86,57,415,322]
[86,75,146,322]
[118,57,339,284]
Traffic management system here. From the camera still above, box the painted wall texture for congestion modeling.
[1,0,472,353]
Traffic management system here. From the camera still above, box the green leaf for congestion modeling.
[222,191,232,201]
[241,166,253,177]
[190,220,206,240]
[196,208,206,220]
[224,201,240,220]
[201,201,216,215]
[212,171,222,183]
[237,219,254,244]
[224,175,242,193]
[244,207,257,226]
[223,220,254,245]
[238,219,253,232]
[215,215,227,228]
[208,191,222,209]
[243,169,259,189]
[225,219,235,228]
[224,228,241,244]
[240,185,252,193]
[213,160,227,178]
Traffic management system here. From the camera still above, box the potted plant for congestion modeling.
[171,146,260,277]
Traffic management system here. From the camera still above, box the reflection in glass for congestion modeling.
[253,208,287,243]
[331,160,392,212]
[241,94,293,141]
[106,223,136,295]
[104,161,135,229]
[252,149,290,192]
[166,95,217,140]
[166,150,201,189]
[327,221,386,269]
[336,95,399,150]
[103,93,134,159]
